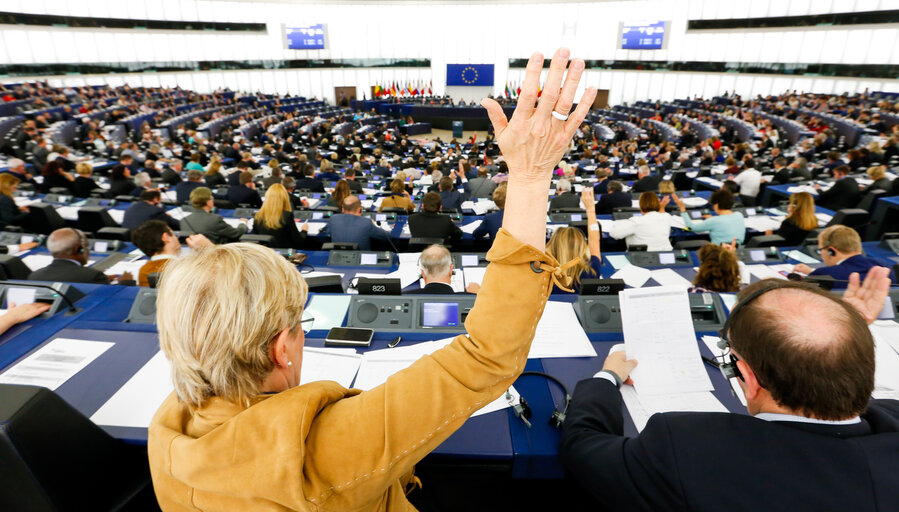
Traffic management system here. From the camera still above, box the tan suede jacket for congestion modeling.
[148,228,563,511]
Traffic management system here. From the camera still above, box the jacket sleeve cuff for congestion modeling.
[486,228,559,266]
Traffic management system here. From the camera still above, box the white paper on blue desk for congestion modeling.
[612,264,652,287]
[460,220,482,235]
[649,268,692,290]
[91,351,173,428]
[0,338,114,390]
[784,250,819,265]
[528,301,596,359]
[352,337,519,417]
[300,347,361,389]
[107,209,125,225]
[463,267,487,287]
[621,385,728,433]
[620,287,712,396]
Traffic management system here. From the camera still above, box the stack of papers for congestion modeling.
[787,185,818,195]
[743,216,782,232]
[618,288,724,431]
[468,201,496,215]
[352,337,519,418]
[746,264,792,280]
[0,338,114,390]
[460,220,482,234]
[682,197,707,207]
[224,218,252,230]
[166,207,190,220]
[528,301,597,359]
[784,250,819,264]
[303,221,328,236]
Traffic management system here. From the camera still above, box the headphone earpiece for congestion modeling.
[828,248,836,257]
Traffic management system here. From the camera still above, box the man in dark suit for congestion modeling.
[816,165,861,211]
[438,176,463,211]
[472,184,506,241]
[404,244,472,295]
[593,169,611,195]
[792,225,896,286]
[175,170,205,204]
[282,177,308,210]
[560,269,898,512]
[407,192,462,244]
[344,166,364,194]
[767,157,792,185]
[180,187,249,244]
[323,196,390,250]
[295,166,325,192]
[28,228,123,284]
[122,190,180,230]
[226,171,262,208]
[595,180,632,214]
[631,165,660,193]
[549,179,581,210]
[160,160,184,186]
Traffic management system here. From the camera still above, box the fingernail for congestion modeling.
[559,48,570,59]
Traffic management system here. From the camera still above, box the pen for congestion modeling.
[701,355,718,368]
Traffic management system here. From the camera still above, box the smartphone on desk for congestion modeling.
[325,327,374,347]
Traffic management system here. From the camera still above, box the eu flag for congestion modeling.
[446,64,494,86]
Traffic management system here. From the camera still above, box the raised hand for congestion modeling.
[842,267,892,324]
[482,48,596,182]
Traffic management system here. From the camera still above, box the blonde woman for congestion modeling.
[379,178,415,213]
[204,157,227,188]
[862,165,892,195]
[148,47,596,511]
[253,183,308,249]
[72,162,101,198]
[0,173,29,228]
[766,191,817,246]
[545,187,602,294]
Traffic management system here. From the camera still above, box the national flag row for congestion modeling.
[503,81,522,99]
[373,80,434,97]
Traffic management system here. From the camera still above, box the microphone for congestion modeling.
[785,272,849,291]
[0,280,81,314]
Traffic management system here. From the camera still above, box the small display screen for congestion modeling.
[20,235,34,244]
[421,302,460,327]
[312,212,323,220]
[690,211,702,219]
[376,214,387,222]
[93,241,108,253]
[658,252,675,265]
[750,250,765,262]
[285,24,326,50]
[570,214,583,222]
[745,208,757,216]
[461,254,479,267]
[360,253,378,265]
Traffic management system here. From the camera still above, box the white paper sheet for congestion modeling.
[5,287,35,307]
[871,321,899,395]
[352,337,517,417]
[305,295,352,331]
[55,206,79,221]
[460,220,483,234]
[605,254,630,271]
[166,207,189,220]
[787,185,818,195]
[743,216,782,232]
[300,347,362,388]
[304,221,328,236]
[784,250,819,264]
[224,218,252,230]
[612,264,652,288]
[463,267,487,287]
[746,264,790,280]
[0,338,114,390]
[90,351,173,428]
[103,260,146,277]
[528,301,597,359]
[649,268,693,290]
[815,212,833,226]
[620,287,713,396]
[21,254,55,271]
[681,197,708,207]
[107,209,125,224]
[301,271,345,280]
[717,293,738,313]
[470,200,496,215]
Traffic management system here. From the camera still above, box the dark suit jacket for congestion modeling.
[472,210,503,240]
[40,173,74,194]
[253,210,307,249]
[122,200,180,230]
[346,180,364,193]
[817,177,861,211]
[295,177,325,192]
[28,259,108,284]
[160,168,182,186]
[404,282,461,295]
[631,174,661,193]
[809,254,896,286]
[226,185,262,208]
[407,212,462,243]
[72,176,101,198]
[773,217,811,246]
[0,194,28,227]
[560,377,899,512]
[324,213,389,250]
[204,173,227,189]
[181,210,247,244]
[439,190,463,211]
[549,192,581,210]
[107,178,136,198]
[595,191,632,214]
[175,181,204,204]
[593,180,609,195]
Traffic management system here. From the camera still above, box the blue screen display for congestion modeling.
[421,302,459,328]
[621,21,667,50]
[286,24,326,50]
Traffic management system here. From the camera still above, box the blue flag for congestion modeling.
[446,64,494,87]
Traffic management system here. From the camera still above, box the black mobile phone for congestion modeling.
[325,327,374,347]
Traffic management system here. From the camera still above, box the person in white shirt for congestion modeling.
[608,192,673,251]
[732,164,762,206]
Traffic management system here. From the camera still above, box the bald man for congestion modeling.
[322,195,389,250]
[404,244,467,295]
[28,228,130,284]
[561,268,898,511]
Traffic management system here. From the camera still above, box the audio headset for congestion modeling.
[715,280,798,393]
[504,371,571,430]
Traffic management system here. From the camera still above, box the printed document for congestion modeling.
[0,338,114,390]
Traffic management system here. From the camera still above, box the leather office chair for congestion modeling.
[674,239,711,251]
[322,242,358,250]
[23,204,67,235]
[96,227,131,242]
[0,254,32,280]
[856,189,887,213]
[77,207,119,233]
[239,234,275,247]
[744,234,789,248]
[408,237,446,252]
[380,207,408,215]
[826,209,869,231]
[0,384,157,511]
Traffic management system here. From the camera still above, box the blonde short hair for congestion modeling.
[76,162,92,176]
[867,165,885,180]
[819,225,862,254]
[190,187,212,208]
[157,243,308,409]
